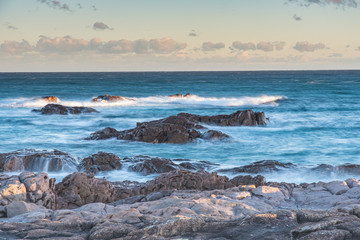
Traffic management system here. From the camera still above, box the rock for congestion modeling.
[77,152,122,174]
[337,164,360,175]
[220,160,294,174]
[55,172,115,209]
[230,175,266,187]
[311,164,336,174]
[346,178,360,188]
[168,93,192,98]
[324,181,349,195]
[33,104,99,115]
[84,127,120,140]
[92,94,133,102]
[0,176,27,204]
[41,96,59,103]
[6,201,44,218]
[0,149,78,172]
[127,156,178,175]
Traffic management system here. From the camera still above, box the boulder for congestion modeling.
[0,149,78,172]
[33,104,99,115]
[77,152,122,174]
[55,172,116,209]
[41,96,59,103]
[0,175,27,205]
[6,201,44,218]
[92,95,133,102]
[220,160,295,174]
[230,175,266,187]
[127,157,178,175]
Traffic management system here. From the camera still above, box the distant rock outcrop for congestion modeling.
[0,149,78,172]
[92,94,133,102]
[32,104,99,115]
[86,110,266,144]
[41,96,59,103]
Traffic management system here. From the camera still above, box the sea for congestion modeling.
[0,71,359,184]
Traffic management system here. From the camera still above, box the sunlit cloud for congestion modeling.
[293,41,327,52]
[149,37,186,54]
[93,22,113,31]
[202,42,225,51]
[0,40,33,55]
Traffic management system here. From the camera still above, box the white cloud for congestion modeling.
[202,42,225,51]
[36,36,89,53]
[293,41,327,52]
[149,37,186,54]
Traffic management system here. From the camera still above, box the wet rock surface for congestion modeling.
[77,152,122,174]
[220,160,295,174]
[0,149,78,172]
[32,104,99,115]
[92,94,133,102]
[86,110,266,143]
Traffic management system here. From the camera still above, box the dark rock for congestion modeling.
[230,175,266,187]
[41,96,59,102]
[168,93,192,98]
[55,172,115,209]
[127,156,178,175]
[220,160,295,174]
[77,152,122,174]
[0,149,78,172]
[33,104,99,115]
[337,164,360,175]
[84,127,119,140]
[311,164,336,174]
[92,94,133,102]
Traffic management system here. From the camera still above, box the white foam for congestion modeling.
[0,95,285,108]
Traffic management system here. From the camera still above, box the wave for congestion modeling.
[0,95,285,108]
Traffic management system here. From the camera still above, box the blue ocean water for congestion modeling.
[0,71,359,183]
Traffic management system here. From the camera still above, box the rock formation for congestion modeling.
[41,96,59,102]
[77,152,122,174]
[92,94,133,102]
[86,110,266,143]
[32,104,99,115]
[0,149,78,172]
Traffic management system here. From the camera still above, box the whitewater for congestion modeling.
[0,71,359,183]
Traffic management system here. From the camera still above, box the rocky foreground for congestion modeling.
[2,169,360,239]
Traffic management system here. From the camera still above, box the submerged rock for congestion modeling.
[77,152,122,174]
[32,104,99,115]
[220,160,295,174]
[86,109,265,144]
[0,149,78,172]
[92,94,133,102]
[41,96,59,103]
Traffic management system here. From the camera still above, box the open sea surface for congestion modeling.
[0,71,359,183]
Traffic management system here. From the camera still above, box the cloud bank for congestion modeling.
[293,41,327,52]
[232,41,285,51]
[202,42,225,51]
[0,36,186,55]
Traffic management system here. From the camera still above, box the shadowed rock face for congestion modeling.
[77,152,122,174]
[220,160,295,174]
[0,149,78,172]
[41,96,59,102]
[92,95,133,102]
[86,110,266,143]
[32,104,99,115]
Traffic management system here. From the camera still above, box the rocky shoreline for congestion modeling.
[2,149,360,239]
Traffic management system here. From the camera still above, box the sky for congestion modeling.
[0,0,360,71]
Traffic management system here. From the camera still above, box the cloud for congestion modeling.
[328,53,343,57]
[232,41,285,52]
[202,42,225,51]
[232,41,256,51]
[3,22,18,30]
[38,0,71,11]
[0,40,33,54]
[293,41,327,52]
[189,30,199,37]
[1,36,185,55]
[257,41,285,51]
[149,37,186,54]
[92,5,97,11]
[293,14,302,21]
[288,0,358,8]
[93,22,113,31]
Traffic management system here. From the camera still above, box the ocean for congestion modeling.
[0,71,359,183]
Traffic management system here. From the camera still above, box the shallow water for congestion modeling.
[0,71,359,183]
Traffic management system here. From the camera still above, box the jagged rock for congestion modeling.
[127,157,178,175]
[0,149,78,172]
[6,201,45,218]
[220,160,295,174]
[41,96,59,102]
[0,175,27,205]
[33,104,99,115]
[92,95,133,102]
[230,175,266,187]
[55,172,116,209]
[77,152,122,174]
